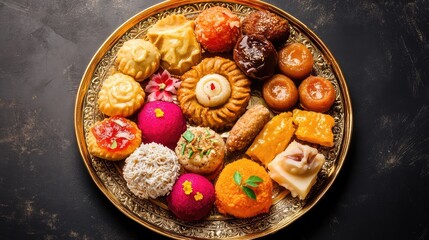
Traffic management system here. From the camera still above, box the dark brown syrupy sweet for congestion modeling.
[233,35,278,81]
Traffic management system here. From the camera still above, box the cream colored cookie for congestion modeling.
[98,73,145,117]
[146,14,201,75]
[115,39,160,81]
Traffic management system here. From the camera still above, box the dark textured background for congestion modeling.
[1,0,428,239]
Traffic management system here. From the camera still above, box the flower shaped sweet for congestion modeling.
[145,70,181,102]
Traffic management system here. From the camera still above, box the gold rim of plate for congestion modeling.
[74,0,353,239]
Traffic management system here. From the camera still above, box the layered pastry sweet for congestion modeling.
[226,105,271,153]
[262,74,298,112]
[246,112,295,166]
[278,43,313,80]
[298,75,336,112]
[268,141,325,200]
[137,101,187,149]
[146,14,201,75]
[241,10,290,47]
[178,57,251,131]
[97,72,145,117]
[87,116,142,161]
[167,173,215,221]
[115,39,160,81]
[233,35,278,80]
[175,127,225,180]
[292,109,335,147]
[215,158,273,218]
[123,142,181,199]
[194,6,241,52]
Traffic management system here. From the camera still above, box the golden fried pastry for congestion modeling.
[115,39,160,81]
[98,73,145,117]
[246,112,296,166]
[292,109,335,147]
[178,57,251,131]
[87,116,142,161]
[175,127,226,180]
[226,105,271,153]
[147,14,201,75]
[299,75,336,112]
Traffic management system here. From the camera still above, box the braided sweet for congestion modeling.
[178,57,251,131]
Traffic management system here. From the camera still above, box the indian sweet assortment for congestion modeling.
[86,6,339,221]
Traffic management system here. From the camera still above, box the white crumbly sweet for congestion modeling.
[195,74,231,107]
[123,142,180,199]
[268,141,325,200]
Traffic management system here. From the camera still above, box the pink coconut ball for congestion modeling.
[137,101,186,149]
[167,173,215,221]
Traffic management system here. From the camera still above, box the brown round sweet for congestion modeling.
[298,75,336,112]
[263,74,298,112]
[242,10,290,47]
[194,6,241,53]
[233,35,278,80]
[278,43,313,80]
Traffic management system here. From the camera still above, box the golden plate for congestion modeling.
[74,0,353,239]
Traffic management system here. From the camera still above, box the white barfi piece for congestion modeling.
[268,141,325,200]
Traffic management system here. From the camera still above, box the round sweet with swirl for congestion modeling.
[97,72,145,117]
[195,74,231,107]
[115,39,160,81]
[178,57,251,131]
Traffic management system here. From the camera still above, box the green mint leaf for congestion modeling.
[246,176,263,185]
[233,171,242,186]
[242,186,256,200]
[246,181,259,187]
[183,130,194,142]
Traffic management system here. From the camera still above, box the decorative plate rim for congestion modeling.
[74,0,353,239]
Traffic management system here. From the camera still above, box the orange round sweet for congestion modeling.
[194,6,241,53]
[278,43,313,80]
[299,75,336,112]
[263,74,298,112]
[215,159,273,218]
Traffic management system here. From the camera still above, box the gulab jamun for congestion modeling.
[278,43,313,80]
[263,74,298,112]
[298,75,336,112]
[233,35,278,80]
[242,10,290,47]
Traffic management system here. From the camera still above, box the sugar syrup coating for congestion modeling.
[233,35,278,81]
